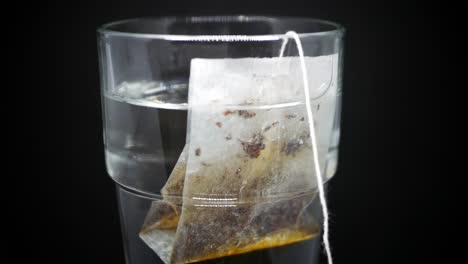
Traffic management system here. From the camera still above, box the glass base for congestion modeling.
[115,184,323,264]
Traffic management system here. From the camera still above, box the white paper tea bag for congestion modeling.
[167,55,339,263]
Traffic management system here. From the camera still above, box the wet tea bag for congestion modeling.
[140,145,188,263]
[167,55,339,263]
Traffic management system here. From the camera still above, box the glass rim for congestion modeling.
[97,15,345,40]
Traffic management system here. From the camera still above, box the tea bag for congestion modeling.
[168,55,338,263]
[139,145,188,263]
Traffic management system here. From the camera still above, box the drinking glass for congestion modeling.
[97,16,344,264]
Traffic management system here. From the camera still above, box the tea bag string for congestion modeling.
[279,31,333,264]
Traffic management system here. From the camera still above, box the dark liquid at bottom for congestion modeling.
[197,238,320,264]
[116,184,321,264]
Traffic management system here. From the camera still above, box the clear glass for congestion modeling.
[98,16,344,264]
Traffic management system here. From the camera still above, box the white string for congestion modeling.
[282,31,333,264]
[182,32,333,264]
[279,35,289,57]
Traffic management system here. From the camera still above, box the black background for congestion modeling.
[16,0,460,263]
